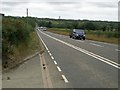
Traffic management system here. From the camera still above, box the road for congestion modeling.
[2,55,44,88]
[37,28,119,88]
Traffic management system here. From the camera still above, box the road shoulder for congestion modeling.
[2,55,43,88]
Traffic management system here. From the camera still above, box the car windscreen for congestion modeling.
[75,30,84,34]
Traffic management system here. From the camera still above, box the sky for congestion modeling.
[0,0,119,21]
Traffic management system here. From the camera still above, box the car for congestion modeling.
[42,27,47,31]
[69,29,86,40]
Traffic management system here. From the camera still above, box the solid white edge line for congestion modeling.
[90,40,117,46]
[36,30,49,51]
[39,30,120,69]
[90,43,103,47]
[54,60,57,65]
[57,66,62,72]
[78,40,84,43]
[62,75,69,83]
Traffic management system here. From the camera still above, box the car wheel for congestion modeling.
[83,37,85,40]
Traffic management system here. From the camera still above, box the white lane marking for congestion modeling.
[62,75,69,83]
[54,61,57,65]
[39,30,120,69]
[90,40,117,47]
[48,50,50,53]
[90,43,104,47]
[115,49,120,51]
[57,66,62,72]
[49,52,52,56]
[51,56,54,60]
[46,47,49,51]
[77,40,84,43]
[37,31,49,51]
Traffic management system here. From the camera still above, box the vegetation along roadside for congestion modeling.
[2,16,44,71]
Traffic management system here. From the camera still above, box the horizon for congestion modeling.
[3,14,118,22]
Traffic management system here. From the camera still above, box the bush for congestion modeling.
[2,17,34,61]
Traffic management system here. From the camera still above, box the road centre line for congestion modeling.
[62,75,69,83]
[90,43,104,47]
[57,66,62,72]
[39,30,120,69]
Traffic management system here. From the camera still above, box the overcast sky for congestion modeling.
[0,0,119,21]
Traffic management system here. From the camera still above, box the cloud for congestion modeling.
[1,2,25,6]
[89,2,118,8]
[1,0,119,3]
[0,1,118,21]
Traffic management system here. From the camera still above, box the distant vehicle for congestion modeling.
[43,27,47,31]
[40,26,43,29]
[40,26,47,31]
[69,29,86,40]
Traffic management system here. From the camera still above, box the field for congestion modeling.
[47,28,118,44]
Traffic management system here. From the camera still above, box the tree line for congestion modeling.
[36,18,118,32]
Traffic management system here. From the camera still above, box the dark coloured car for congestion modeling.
[69,29,86,40]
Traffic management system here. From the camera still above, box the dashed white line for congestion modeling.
[51,56,54,60]
[48,50,50,53]
[57,66,62,72]
[90,43,104,47]
[49,52,52,56]
[54,60,57,65]
[62,75,69,83]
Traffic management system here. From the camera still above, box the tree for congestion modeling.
[72,21,79,29]
[84,22,95,30]
[46,21,52,28]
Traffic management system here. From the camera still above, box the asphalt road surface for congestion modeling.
[2,55,44,88]
[37,28,119,88]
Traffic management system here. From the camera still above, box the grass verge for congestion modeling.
[3,31,44,71]
[47,28,118,44]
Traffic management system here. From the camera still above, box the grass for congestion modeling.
[47,28,118,44]
[3,31,44,70]
[48,28,70,36]
[86,34,118,44]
